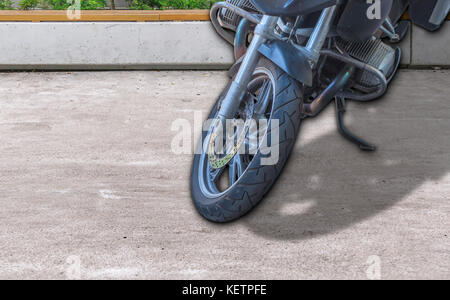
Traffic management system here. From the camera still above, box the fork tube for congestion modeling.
[306,5,337,63]
[218,15,278,120]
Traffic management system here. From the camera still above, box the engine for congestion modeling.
[218,0,258,31]
[217,0,398,90]
[336,37,397,89]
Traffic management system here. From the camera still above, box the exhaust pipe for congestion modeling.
[303,65,355,117]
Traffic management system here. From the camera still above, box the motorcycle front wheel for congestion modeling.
[191,57,304,222]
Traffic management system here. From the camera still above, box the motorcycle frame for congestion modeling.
[210,1,390,119]
[213,2,339,120]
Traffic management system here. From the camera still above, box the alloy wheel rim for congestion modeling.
[198,67,275,198]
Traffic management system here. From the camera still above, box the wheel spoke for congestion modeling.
[209,165,225,183]
[228,154,244,185]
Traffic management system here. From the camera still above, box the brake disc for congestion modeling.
[208,99,254,169]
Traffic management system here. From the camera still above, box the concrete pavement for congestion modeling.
[0,70,449,279]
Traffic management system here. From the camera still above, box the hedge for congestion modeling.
[0,0,220,10]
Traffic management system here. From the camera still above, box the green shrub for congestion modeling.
[129,0,218,10]
[0,0,13,9]
[17,0,107,10]
[40,0,107,10]
[19,0,39,9]
[3,0,219,10]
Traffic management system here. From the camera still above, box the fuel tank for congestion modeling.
[250,0,337,16]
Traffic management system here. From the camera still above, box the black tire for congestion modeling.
[191,57,304,223]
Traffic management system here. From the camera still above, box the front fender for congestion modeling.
[258,40,313,86]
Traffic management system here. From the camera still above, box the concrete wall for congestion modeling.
[0,22,234,70]
[0,21,447,70]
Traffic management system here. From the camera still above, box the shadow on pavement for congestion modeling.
[242,97,450,241]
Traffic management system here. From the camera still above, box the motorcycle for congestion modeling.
[191,0,449,222]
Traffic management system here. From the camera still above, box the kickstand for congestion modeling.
[335,97,377,152]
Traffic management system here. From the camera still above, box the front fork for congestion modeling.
[217,15,278,120]
[218,5,338,121]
